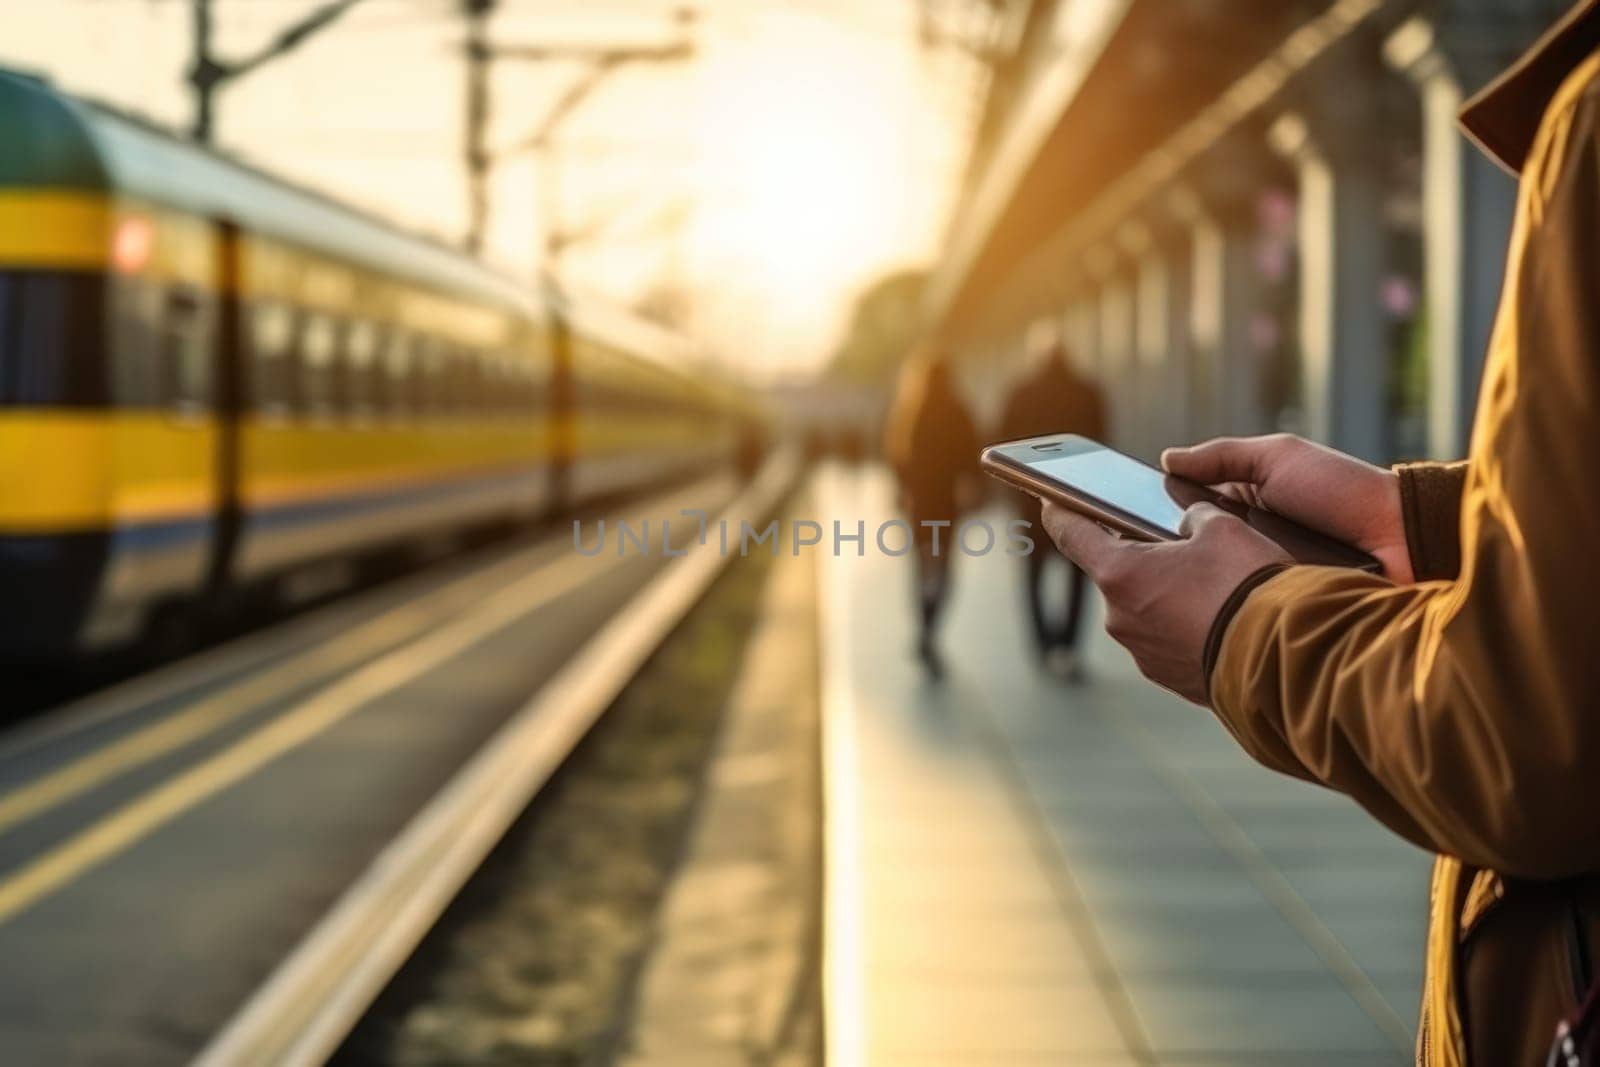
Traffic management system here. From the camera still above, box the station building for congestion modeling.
[926,0,1567,464]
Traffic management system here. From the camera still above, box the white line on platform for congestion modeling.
[0,536,557,767]
[193,450,799,1067]
[817,466,867,1067]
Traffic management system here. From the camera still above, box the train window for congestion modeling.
[0,272,111,406]
[161,288,212,411]
[300,313,338,415]
[494,356,515,414]
[409,338,428,413]
[477,352,498,413]
[507,354,534,413]
[491,353,516,413]
[441,345,462,413]
[108,278,163,407]
[526,358,546,412]
[416,337,445,414]
[346,320,378,415]
[515,352,544,413]
[504,355,524,412]
[461,349,484,411]
[447,348,464,412]
[382,330,412,417]
[433,344,455,412]
[455,347,474,412]
[250,302,297,414]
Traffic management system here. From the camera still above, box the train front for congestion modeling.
[0,72,162,660]
[0,73,121,659]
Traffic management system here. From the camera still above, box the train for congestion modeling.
[0,70,760,662]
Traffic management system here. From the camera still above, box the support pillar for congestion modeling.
[1386,13,1532,458]
[1065,295,1100,379]
[1129,241,1194,453]
[1142,198,1199,450]
[1111,222,1172,460]
[1188,212,1268,441]
[1180,139,1287,442]
[1270,55,1389,462]
[1164,245,1194,447]
[1096,264,1137,456]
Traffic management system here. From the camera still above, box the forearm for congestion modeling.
[1211,564,1600,877]
[1209,569,1447,853]
[1203,71,1600,879]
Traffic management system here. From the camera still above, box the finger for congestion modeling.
[1177,501,1233,538]
[1040,503,1127,579]
[1212,482,1253,505]
[1161,436,1288,486]
[1177,502,1293,563]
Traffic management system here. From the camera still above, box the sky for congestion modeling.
[0,0,993,381]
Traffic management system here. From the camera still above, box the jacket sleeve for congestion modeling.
[1209,76,1600,879]
[1395,462,1470,581]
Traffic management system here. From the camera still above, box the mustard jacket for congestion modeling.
[1208,3,1600,1063]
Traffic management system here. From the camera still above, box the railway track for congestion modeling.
[0,452,799,1066]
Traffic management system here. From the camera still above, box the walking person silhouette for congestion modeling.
[883,352,982,679]
[996,336,1106,679]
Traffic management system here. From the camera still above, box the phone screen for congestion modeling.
[1028,447,1188,536]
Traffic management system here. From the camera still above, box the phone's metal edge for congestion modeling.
[979,446,1175,543]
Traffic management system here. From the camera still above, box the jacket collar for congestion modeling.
[1459,0,1600,174]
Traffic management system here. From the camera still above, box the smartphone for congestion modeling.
[980,434,1382,571]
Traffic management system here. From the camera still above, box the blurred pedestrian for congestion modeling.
[883,351,981,678]
[997,337,1106,679]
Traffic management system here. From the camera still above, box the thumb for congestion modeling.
[1177,501,1234,539]
[1040,502,1125,580]
[1162,436,1279,487]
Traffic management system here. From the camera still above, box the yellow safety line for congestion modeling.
[0,552,603,925]
[0,532,583,835]
[0,610,413,837]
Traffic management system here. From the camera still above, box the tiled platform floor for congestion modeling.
[817,465,1429,1066]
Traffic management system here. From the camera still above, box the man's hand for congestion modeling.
[1161,434,1413,583]
[1041,502,1290,704]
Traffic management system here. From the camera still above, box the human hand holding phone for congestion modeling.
[1040,500,1289,703]
[984,432,1396,704]
[1160,434,1413,583]
[980,434,1379,569]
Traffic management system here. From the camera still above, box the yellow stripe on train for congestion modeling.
[0,410,721,532]
[239,417,555,507]
[0,192,115,271]
[0,410,215,532]
[240,413,713,505]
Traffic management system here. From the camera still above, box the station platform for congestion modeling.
[814,465,1430,1066]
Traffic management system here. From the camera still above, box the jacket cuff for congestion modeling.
[1395,461,1470,582]
[1202,562,1293,705]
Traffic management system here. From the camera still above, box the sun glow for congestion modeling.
[689,10,935,366]
[0,1,969,378]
